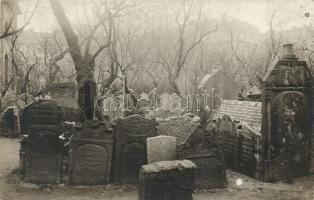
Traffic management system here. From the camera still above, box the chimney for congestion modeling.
[281,43,297,60]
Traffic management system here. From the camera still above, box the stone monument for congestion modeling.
[262,44,314,182]
[139,160,196,200]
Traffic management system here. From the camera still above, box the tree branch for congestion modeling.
[0,0,39,39]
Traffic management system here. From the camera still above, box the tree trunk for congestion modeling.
[50,0,98,121]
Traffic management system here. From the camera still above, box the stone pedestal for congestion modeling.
[147,135,177,164]
[139,160,196,200]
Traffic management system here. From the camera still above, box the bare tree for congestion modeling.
[19,50,38,103]
[50,0,113,120]
[39,31,69,94]
[154,0,216,96]
[1,33,20,98]
[0,0,38,39]
[228,30,264,85]
[6,33,38,99]
[264,8,293,66]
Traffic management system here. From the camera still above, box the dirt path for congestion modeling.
[0,137,313,200]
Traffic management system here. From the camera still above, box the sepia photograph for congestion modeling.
[0,0,313,199]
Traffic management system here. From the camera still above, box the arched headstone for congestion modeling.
[19,99,64,184]
[68,120,114,185]
[113,114,157,184]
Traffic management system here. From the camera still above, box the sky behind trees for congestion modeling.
[17,0,314,33]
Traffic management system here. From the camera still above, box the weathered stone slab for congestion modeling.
[178,125,227,189]
[113,114,157,184]
[157,114,200,145]
[139,160,196,200]
[19,99,64,184]
[68,120,114,185]
[28,153,63,184]
[147,135,177,164]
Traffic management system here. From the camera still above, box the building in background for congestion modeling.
[0,0,21,96]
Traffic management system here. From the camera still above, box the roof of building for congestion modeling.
[214,100,262,135]
[197,66,224,90]
[243,86,262,97]
[262,58,279,82]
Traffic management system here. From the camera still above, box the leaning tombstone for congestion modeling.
[19,99,64,184]
[178,126,227,189]
[67,120,114,185]
[139,160,196,200]
[147,135,177,164]
[113,114,157,184]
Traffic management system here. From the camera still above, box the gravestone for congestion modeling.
[147,136,177,164]
[0,106,20,137]
[67,120,114,185]
[139,160,196,200]
[157,115,200,145]
[113,114,157,184]
[50,82,78,109]
[178,126,227,189]
[19,99,64,184]
[216,115,238,171]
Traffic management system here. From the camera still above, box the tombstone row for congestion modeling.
[19,99,226,191]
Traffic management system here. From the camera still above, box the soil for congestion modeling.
[0,137,313,200]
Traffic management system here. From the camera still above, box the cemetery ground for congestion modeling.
[0,137,313,200]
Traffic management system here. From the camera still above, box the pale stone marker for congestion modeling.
[147,135,177,164]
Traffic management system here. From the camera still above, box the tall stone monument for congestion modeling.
[261,44,314,182]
